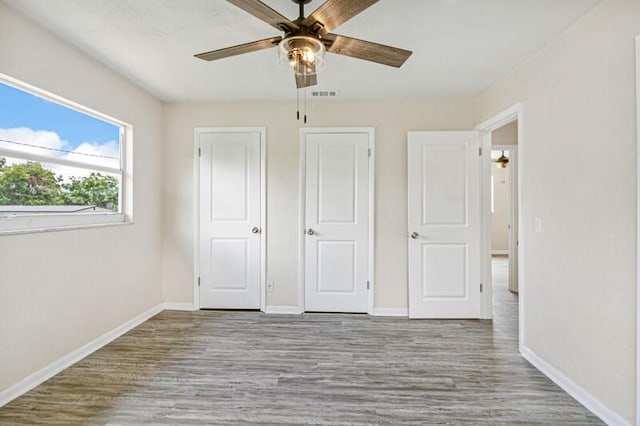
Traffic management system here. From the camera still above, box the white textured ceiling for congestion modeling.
[2,0,601,101]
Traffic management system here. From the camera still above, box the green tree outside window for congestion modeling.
[0,156,119,210]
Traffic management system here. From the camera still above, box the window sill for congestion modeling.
[0,214,132,236]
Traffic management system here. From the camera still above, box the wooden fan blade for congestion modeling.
[295,72,318,89]
[324,34,412,68]
[227,0,299,33]
[194,36,282,61]
[302,0,378,35]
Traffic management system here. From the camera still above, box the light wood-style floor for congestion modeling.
[0,258,601,425]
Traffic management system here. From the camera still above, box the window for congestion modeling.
[0,76,130,233]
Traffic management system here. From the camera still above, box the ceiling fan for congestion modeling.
[194,0,413,90]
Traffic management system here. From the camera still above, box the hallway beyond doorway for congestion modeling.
[492,255,518,339]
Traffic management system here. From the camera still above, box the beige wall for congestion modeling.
[491,161,509,252]
[492,121,518,146]
[162,99,476,309]
[0,4,164,393]
[477,0,638,421]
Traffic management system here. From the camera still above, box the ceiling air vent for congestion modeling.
[311,90,338,98]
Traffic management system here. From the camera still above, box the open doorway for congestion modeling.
[478,104,524,346]
[490,121,519,331]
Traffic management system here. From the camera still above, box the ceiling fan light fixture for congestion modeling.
[495,150,509,168]
[277,36,326,76]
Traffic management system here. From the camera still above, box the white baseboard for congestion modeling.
[372,308,409,317]
[0,303,163,408]
[492,250,509,255]
[264,305,303,315]
[521,345,630,426]
[163,302,196,311]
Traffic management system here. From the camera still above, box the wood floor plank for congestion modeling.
[0,258,601,424]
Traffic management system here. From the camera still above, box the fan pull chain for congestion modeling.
[296,88,300,121]
[304,86,307,124]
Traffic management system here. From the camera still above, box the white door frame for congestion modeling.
[298,127,375,314]
[193,127,267,312]
[634,33,640,426]
[475,104,524,351]
[491,144,519,292]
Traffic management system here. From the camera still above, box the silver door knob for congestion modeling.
[251,227,260,234]
[410,232,419,239]
[307,228,315,236]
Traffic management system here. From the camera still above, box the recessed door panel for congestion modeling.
[421,143,467,226]
[317,240,356,294]
[318,144,357,224]
[210,239,249,290]
[422,244,467,298]
[211,142,249,221]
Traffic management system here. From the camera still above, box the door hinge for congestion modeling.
[368,148,371,157]
[478,147,482,156]
[480,283,483,292]
[198,277,201,286]
[198,147,201,157]
[367,280,370,290]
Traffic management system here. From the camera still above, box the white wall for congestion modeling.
[162,99,476,309]
[476,0,639,421]
[0,3,164,394]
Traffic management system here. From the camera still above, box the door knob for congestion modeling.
[251,227,260,234]
[410,232,419,239]
[307,228,315,236]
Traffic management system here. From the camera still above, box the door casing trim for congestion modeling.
[298,127,375,314]
[193,127,267,312]
[475,103,524,347]
[635,33,640,426]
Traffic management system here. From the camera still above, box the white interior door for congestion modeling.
[303,130,371,313]
[408,131,482,318]
[199,129,263,309]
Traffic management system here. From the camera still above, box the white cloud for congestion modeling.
[0,127,66,154]
[0,127,120,181]
[59,141,120,177]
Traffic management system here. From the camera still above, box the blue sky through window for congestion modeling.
[0,81,121,176]
[0,82,119,150]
